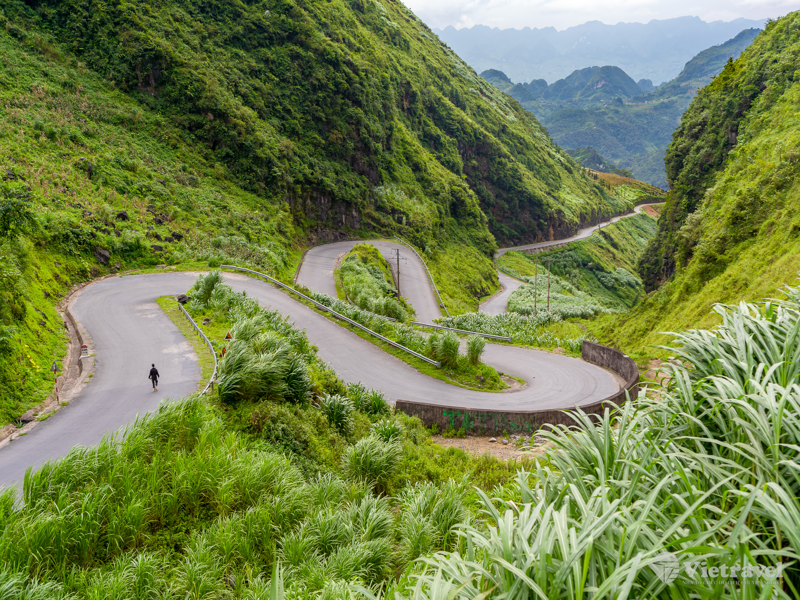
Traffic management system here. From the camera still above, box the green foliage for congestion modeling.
[426,331,460,368]
[639,18,799,289]
[320,394,355,437]
[0,182,37,239]
[465,335,485,366]
[339,244,410,321]
[200,282,313,405]
[438,311,591,353]
[372,418,405,442]
[341,435,401,492]
[399,291,800,598]
[349,385,390,418]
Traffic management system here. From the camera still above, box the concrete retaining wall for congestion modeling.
[395,341,639,434]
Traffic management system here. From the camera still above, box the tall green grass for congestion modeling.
[0,397,469,598]
[437,312,592,353]
[189,274,313,405]
[339,245,410,322]
[394,289,800,598]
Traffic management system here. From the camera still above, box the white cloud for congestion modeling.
[400,0,794,30]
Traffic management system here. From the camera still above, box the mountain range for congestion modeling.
[436,16,766,85]
[481,28,762,187]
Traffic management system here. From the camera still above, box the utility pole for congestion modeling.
[541,258,554,314]
[395,248,401,295]
[534,260,538,314]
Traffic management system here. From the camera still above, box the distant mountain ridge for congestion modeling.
[480,28,762,187]
[437,16,766,85]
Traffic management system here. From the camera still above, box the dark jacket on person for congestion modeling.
[149,367,159,381]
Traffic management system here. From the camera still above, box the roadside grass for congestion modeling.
[337,244,414,321]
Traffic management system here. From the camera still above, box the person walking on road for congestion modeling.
[149,363,159,392]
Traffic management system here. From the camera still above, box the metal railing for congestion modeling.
[222,265,441,367]
[410,321,512,341]
[178,302,218,395]
[393,235,450,317]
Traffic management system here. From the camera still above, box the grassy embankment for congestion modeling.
[335,244,415,321]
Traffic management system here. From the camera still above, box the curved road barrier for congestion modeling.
[409,321,512,341]
[222,265,441,367]
[177,302,218,395]
[393,235,450,317]
[395,340,639,434]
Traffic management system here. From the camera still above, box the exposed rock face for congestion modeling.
[116,210,129,221]
[177,294,190,304]
[151,245,163,252]
[93,247,110,265]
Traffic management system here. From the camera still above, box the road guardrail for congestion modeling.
[410,321,512,341]
[221,265,441,367]
[393,235,450,317]
[178,302,218,396]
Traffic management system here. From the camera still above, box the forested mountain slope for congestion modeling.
[0,0,624,420]
[8,0,619,247]
[599,12,800,354]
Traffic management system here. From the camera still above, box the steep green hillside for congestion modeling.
[0,0,623,421]
[6,0,618,248]
[598,12,800,356]
[651,28,761,100]
[500,211,658,311]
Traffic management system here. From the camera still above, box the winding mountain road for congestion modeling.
[296,240,442,323]
[481,203,662,314]
[0,205,664,489]
[0,266,618,490]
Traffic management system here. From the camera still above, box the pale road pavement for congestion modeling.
[0,270,618,490]
[296,240,442,323]
[481,203,663,314]
[495,203,661,257]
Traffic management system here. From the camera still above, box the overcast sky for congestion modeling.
[400,0,795,30]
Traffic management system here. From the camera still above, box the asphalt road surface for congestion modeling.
[495,203,660,258]
[480,271,525,315]
[296,240,442,323]
[0,270,618,490]
[0,273,202,491]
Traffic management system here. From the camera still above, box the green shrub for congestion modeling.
[372,419,404,442]
[340,435,401,492]
[465,335,485,366]
[319,394,354,437]
[192,271,224,306]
